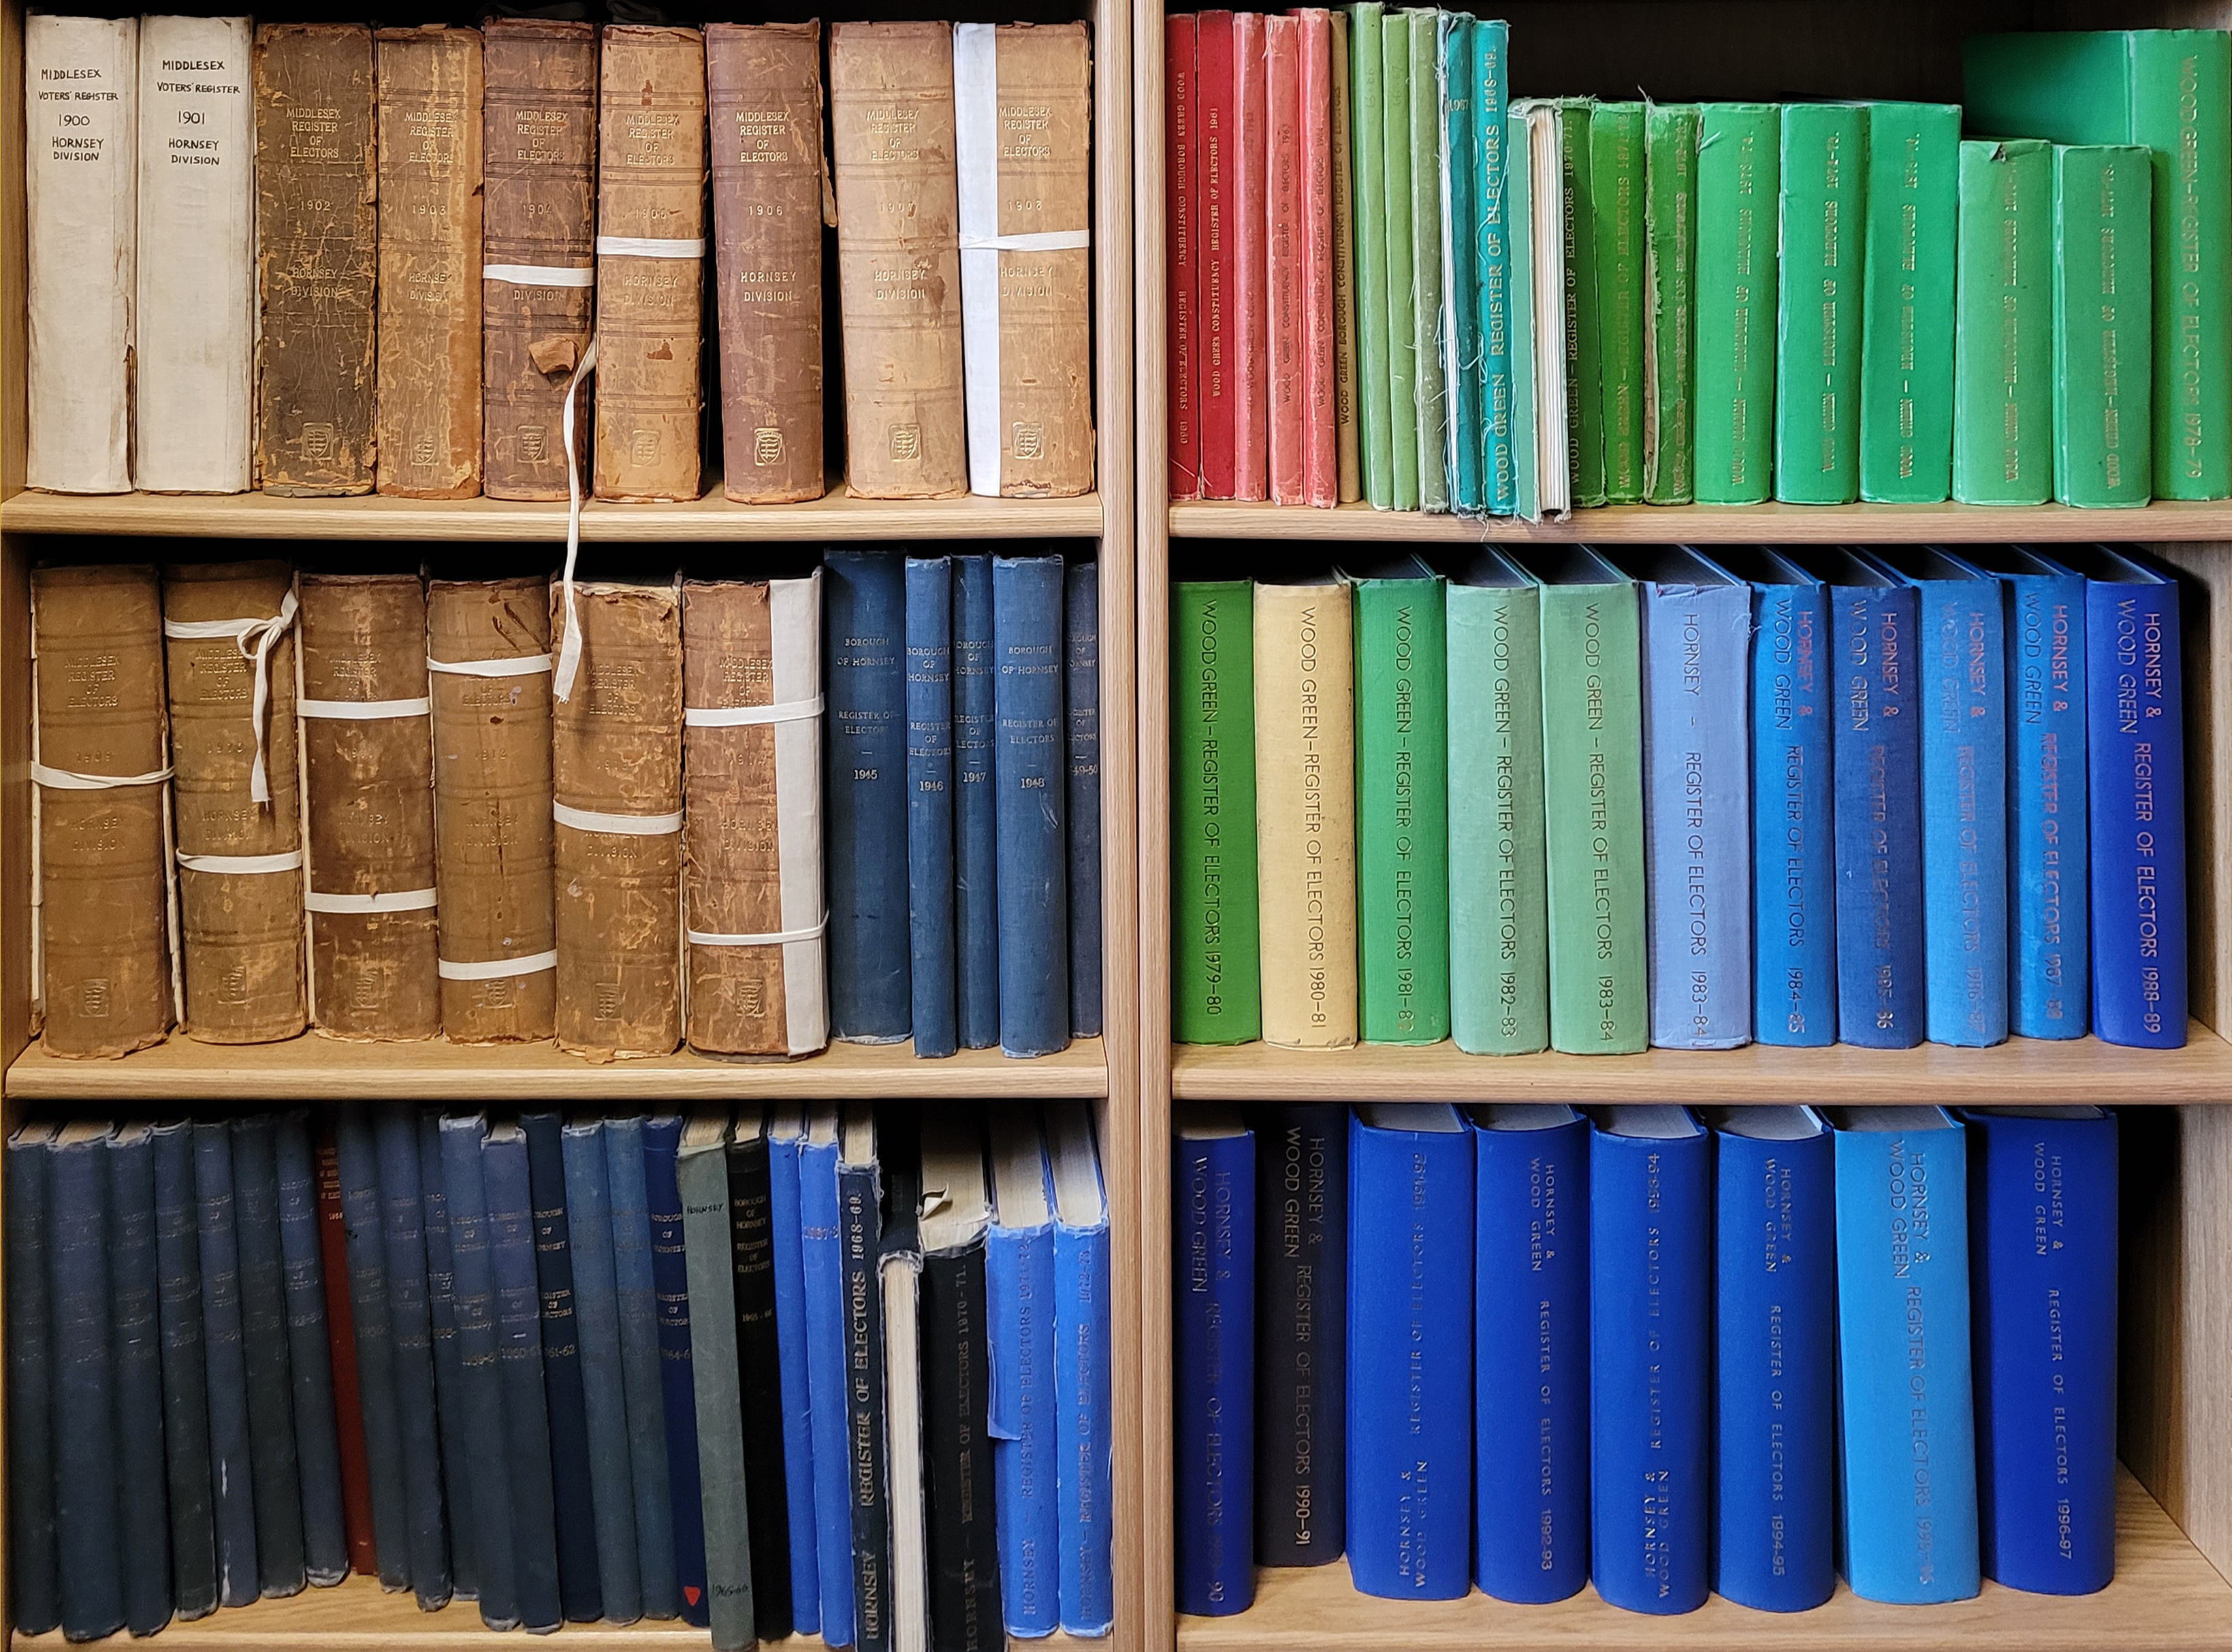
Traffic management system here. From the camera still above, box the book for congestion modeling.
[1775,102,1866,505]
[1858,104,1960,503]
[415,1111,473,1599]
[1954,139,2055,505]
[825,551,912,1043]
[374,26,483,498]
[956,556,1002,1050]
[1555,99,1604,507]
[107,1125,172,1633]
[372,1107,451,1608]
[1591,102,1647,504]
[1471,1104,1588,1603]
[1589,1106,1710,1615]
[153,1120,219,1615]
[1406,10,1448,513]
[441,1115,522,1631]
[831,21,968,499]
[766,1107,823,1636]
[229,1116,307,1600]
[707,21,827,505]
[908,556,960,1059]
[839,1105,894,1652]
[994,554,1073,1056]
[679,1112,758,1651]
[1254,575,1358,1049]
[1642,103,1698,505]
[605,1117,682,1621]
[1068,560,1104,1039]
[1437,13,1480,515]
[1382,14,1418,510]
[1267,14,1305,505]
[560,1118,644,1625]
[878,1124,930,1652]
[801,1105,857,1642]
[727,1114,795,1638]
[1232,11,1271,503]
[1508,106,1551,520]
[1301,8,1341,506]
[2056,144,2154,507]
[1693,104,1779,505]
[1832,1107,1981,1603]
[1171,575,1262,1044]
[8,1123,61,1636]
[1167,14,1202,498]
[522,1113,600,1620]
[641,1113,711,1627]
[1045,1102,1114,1634]
[485,1122,565,1630]
[51,1124,124,1639]
[988,1108,1059,1634]
[1475,20,1512,513]
[1174,1107,1253,1616]
[198,1117,261,1604]
[1255,1105,1347,1570]
[920,1113,1004,1649]
[1198,10,1239,499]
[1330,9,1361,503]
[1348,1105,1473,1599]
[1350,4,1392,507]
[313,1122,378,1578]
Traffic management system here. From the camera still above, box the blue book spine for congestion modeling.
[604,1117,680,1620]
[1472,1111,1589,1604]
[1640,577,1753,1047]
[1253,1105,1347,1568]
[278,1114,349,1587]
[232,1114,308,1599]
[522,1111,603,1621]
[1712,1119,1836,1611]
[150,1122,217,1619]
[1967,1109,2118,1594]
[375,1105,453,1608]
[1347,1110,1474,1600]
[1053,1201,1113,1634]
[486,1128,565,1632]
[989,1209,1059,1635]
[1832,581,1927,1047]
[106,1130,173,1634]
[1917,574,2010,1045]
[1834,1113,1981,1602]
[1476,19,1513,513]
[439,1116,522,1633]
[1750,580,1838,1045]
[415,1113,475,1600]
[825,547,912,1042]
[2003,571,2089,1038]
[799,1132,856,1642]
[8,1131,61,1636]
[334,1102,409,1591]
[1590,1113,1711,1615]
[195,1117,263,1607]
[643,1115,711,1629]
[52,1130,124,1640]
[561,1119,645,1625]
[906,554,960,1058]
[953,553,1002,1049]
[1174,1126,1254,1617]
[1066,558,1104,1038]
[2088,567,2188,1047]
[767,1128,822,1635]
[994,554,1072,1057]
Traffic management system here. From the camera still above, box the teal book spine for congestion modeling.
[1475,21,1511,514]
[1774,101,1867,504]
[1693,103,1779,505]
[1382,14,1418,509]
[1953,139,2054,505]
[1439,13,1481,514]
[1858,102,1960,503]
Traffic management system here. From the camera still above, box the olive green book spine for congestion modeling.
[1692,103,1778,505]
[1381,14,1418,509]
[1953,138,2054,504]
[1774,101,1866,504]
[1349,5,1393,508]
[1642,103,1697,505]
[2054,143,2152,507]
[1858,101,1960,503]
[1591,102,1646,504]
[1556,98,1604,507]
[1171,579,1262,1043]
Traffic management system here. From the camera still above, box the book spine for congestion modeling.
[1751,582,1838,1046]
[728,1139,795,1638]
[1330,10,1361,503]
[1167,15,1202,498]
[603,1118,682,1620]
[1505,107,1538,520]
[1301,10,1340,506]
[767,1132,823,1634]
[1475,21,1512,514]
[1591,103,1647,503]
[1382,17,1419,509]
[1266,16,1307,505]
[52,1133,125,1639]
[1693,104,1779,505]
[335,1109,410,1587]
[153,1124,220,1616]
[2055,144,2154,507]
[1068,562,1105,1037]
[1831,582,1927,1047]
[923,1233,1004,1648]
[193,1119,261,1606]
[908,556,961,1058]
[276,1114,350,1587]
[839,1156,893,1652]
[8,1132,61,1635]
[1859,103,1960,503]
[1053,1197,1114,1634]
[1954,138,2054,504]
[989,1215,1058,1634]
[1642,104,1698,504]
[1254,1106,1347,1567]
[232,1115,310,1599]
[1349,4,1392,507]
[313,1124,378,1576]
[417,1111,475,1600]
[106,1132,172,1634]
[955,556,1003,1049]
[994,555,1073,1056]
[1558,100,1606,507]
[440,1115,523,1632]
[485,1129,566,1630]
[374,1106,453,1608]
[642,1117,711,1627]
[1354,573,1451,1042]
[522,1113,602,1619]
[1919,579,2011,1045]
[1438,17,1480,515]
[1198,10,1239,499]
[1774,102,1866,503]
[560,1122,645,1625]
[801,1137,858,1641]
[1232,12,1271,503]
[680,1143,759,1651]
[1175,1128,1254,1615]
[826,551,913,1043]
[2005,573,2090,1037]
[1171,580,1263,1044]
[1407,12,1448,513]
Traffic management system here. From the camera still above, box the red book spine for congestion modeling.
[1298,10,1339,507]
[1231,11,1270,501]
[316,1121,378,1575]
[1265,16,1304,505]
[1166,16,1202,498]
[1196,11,1237,498]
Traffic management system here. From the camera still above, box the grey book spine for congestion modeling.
[150,1122,217,1617]
[417,1109,479,1599]
[679,1140,757,1650]
[194,1119,261,1608]
[8,1129,61,1635]
[232,1113,309,1598]
[108,1129,175,1635]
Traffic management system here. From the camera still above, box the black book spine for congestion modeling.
[921,1234,1002,1652]
[728,1137,794,1640]
[151,1122,217,1618]
[54,1133,124,1639]
[107,1131,174,1634]
[415,1109,478,1600]
[233,1114,310,1598]
[193,1119,262,1608]
[7,1130,61,1636]
[276,1111,350,1587]
[522,1109,603,1623]
[1252,1104,1349,1566]
[374,1103,453,1608]
[485,1128,564,1633]
[840,1156,891,1652]
[333,1101,411,1590]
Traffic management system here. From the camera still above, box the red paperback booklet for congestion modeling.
[1231,10,1270,501]
[1299,8,1339,506]
[1266,14,1305,505]
[1196,10,1237,498]
[1166,14,1202,498]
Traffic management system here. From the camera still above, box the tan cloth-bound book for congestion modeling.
[482,18,598,502]
[552,582,684,1058]
[427,577,556,1043]
[32,566,173,1057]
[707,21,827,505]
[165,561,308,1044]
[377,25,484,498]
[830,21,968,499]
[594,25,707,504]
[299,574,439,1041]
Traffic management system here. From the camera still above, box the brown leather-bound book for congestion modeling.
[427,577,556,1043]
[254,24,378,496]
[707,22,826,505]
[32,565,172,1057]
[164,561,307,1044]
[830,21,967,499]
[553,582,684,1057]
[377,26,485,498]
[594,26,707,503]
[299,574,439,1041]
[482,18,599,501]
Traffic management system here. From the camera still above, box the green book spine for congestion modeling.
[1774,101,1866,504]
[1350,5,1393,508]
[1857,102,1960,503]
[1381,15,1418,509]
[1352,564,1450,1043]
[1507,108,1540,522]
[1170,579,1262,1043]
[1591,103,1647,503]
[1642,103,1697,505]
[1692,104,1777,504]
[1408,10,1449,512]
[1557,99,1605,507]
[1439,13,1481,514]
[1476,20,1510,514]
[2054,144,2153,507]
[1953,138,2054,505]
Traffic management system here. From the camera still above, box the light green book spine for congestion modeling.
[1350,5,1393,508]
[1171,579,1262,1043]
[2054,144,2152,507]
[1448,571,1547,1053]
[1693,103,1778,503]
[1774,101,1866,504]
[1858,102,1960,503]
[1557,99,1606,507]
[1591,102,1647,503]
[1408,10,1449,511]
[1643,103,1698,504]
[1954,138,2054,504]
[1506,108,1540,522]
[1382,15,1418,508]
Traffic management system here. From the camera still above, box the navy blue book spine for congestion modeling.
[416,1112,476,1600]
[439,1116,522,1633]
[604,1117,680,1620]
[643,1115,712,1627]
[150,1122,217,1619]
[1832,579,1927,1047]
[2001,567,2090,1037]
[277,1113,349,1587]
[195,1117,262,1607]
[334,1102,409,1591]
[485,1128,564,1632]
[1750,579,1837,1045]
[107,1130,174,1634]
[375,1105,453,1608]
[953,552,1002,1049]
[994,554,1072,1056]
[7,1129,60,1636]
[562,1119,645,1625]
[1252,1105,1345,1568]
[523,1111,603,1621]
[52,1130,125,1640]
[907,553,960,1058]
[1066,558,1104,1038]
[232,1113,309,1598]
[825,547,913,1042]
[1174,1124,1254,1616]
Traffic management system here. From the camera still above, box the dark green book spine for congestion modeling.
[1953,138,2054,504]
[1172,579,1262,1042]
[1643,103,1698,504]
[1557,99,1605,507]
[1591,102,1646,503]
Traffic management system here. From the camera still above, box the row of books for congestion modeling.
[1164,15,2232,513]
[25,14,1094,504]
[9,1101,1115,1648]
[31,551,1100,1062]
[1170,541,2187,1053]
[1176,1102,2117,1615]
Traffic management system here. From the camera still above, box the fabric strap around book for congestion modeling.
[553,338,599,704]
[483,262,594,287]
[428,652,554,678]
[436,949,558,981]
[175,848,304,876]
[31,763,172,789]
[681,695,825,728]
[304,888,438,915]
[552,801,685,836]
[298,695,432,720]
[687,915,828,948]
[163,590,300,806]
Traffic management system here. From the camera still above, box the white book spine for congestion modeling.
[25,14,137,494]
[953,22,1002,498]
[135,15,253,494]
[771,569,830,1054]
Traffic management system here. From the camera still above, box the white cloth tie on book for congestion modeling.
[688,915,829,948]
[437,949,558,982]
[298,695,432,720]
[483,264,595,287]
[163,590,300,806]
[682,695,825,728]
[175,848,304,876]
[553,801,685,837]
[304,887,439,915]
[31,763,172,790]
[428,652,555,678]
[594,236,705,259]
[553,338,599,703]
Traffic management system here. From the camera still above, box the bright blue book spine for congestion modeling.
[1443,16,1482,513]
[1966,1108,2117,1594]
[1749,577,1837,1045]
[825,548,912,1043]
[106,1129,173,1634]
[1834,1109,1981,1602]
[8,1130,61,1636]
[799,1130,856,1642]
[1832,578,1927,1047]
[1347,1107,1474,1600]
[605,1117,680,1621]
[1712,1113,1836,1612]
[279,1115,347,1589]
[1053,1184,1113,1634]
[906,554,959,1058]
[1174,1124,1254,1617]
[1067,558,1104,1038]
[994,554,1072,1057]
[641,1115,710,1629]
[151,1122,217,1619]
[486,1128,565,1632]
[989,1198,1059,1635]
[52,1130,124,1640]
[522,1111,602,1621]
[413,1111,473,1600]
[1590,1111,1711,1615]
[954,553,1002,1050]
[561,1119,644,1625]
[2000,567,2089,1037]
[439,1115,522,1633]
[1476,19,1513,513]
[766,1125,821,1634]
[197,1117,264,1607]
[375,1105,452,1608]
[232,1115,308,1600]
[1471,1107,1589,1604]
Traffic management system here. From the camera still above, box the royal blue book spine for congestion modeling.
[799,1128,856,1643]
[1749,578,1837,1045]
[196,1117,264,1607]
[522,1111,603,1621]
[989,1196,1059,1635]
[953,552,1002,1050]
[279,1113,349,1588]
[1066,558,1104,1038]
[1966,1108,2118,1594]
[52,1129,124,1640]
[906,554,960,1058]
[561,1119,645,1625]
[7,1129,61,1636]
[485,1127,565,1632]
[604,1117,680,1621]
[334,1102,409,1592]
[376,1105,452,1608]
[640,1115,710,1629]
[439,1115,522,1633]
[994,554,1072,1057]
[1053,1179,1113,1634]
[1832,579,1927,1047]
[1471,1107,1589,1603]
[1590,1111,1711,1615]
[150,1122,217,1619]
[232,1113,308,1600]
[767,1124,821,1634]
[1174,1124,1254,1617]
[106,1128,174,1634]
[825,548,912,1043]
[2087,559,2188,1047]
[415,1112,475,1600]
[1712,1113,1836,1611]
[1834,1109,1981,1602]
[2002,568,2090,1037]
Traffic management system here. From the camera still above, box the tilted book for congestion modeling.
[1170,576,1262,1044]
[1954,139,2054,505]
[1858,103,1959,504]
[919,1115,1004,1649]
[1173,1107,1253,1616]
[1253,1104,1345,1569]
[1590,102,1646,505]
[1349,5,1392,507]
[1692,103,1779,505]
[1166,14,1202,498]
[2055,144,2154,507]
[1774,102,1865,504]
[1642,104,1697,505]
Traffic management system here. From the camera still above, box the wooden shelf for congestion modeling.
[1170,1023,2231,1102]
[1176,1470,2228,1651]
[5,1033,1107,1102]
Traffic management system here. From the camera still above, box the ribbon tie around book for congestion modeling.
[681,695,825,728]
[31,762,172,790]
[553,801,686,836]
[427,652,556,679]
[439,949,558,983]
[483,263,594,288]
[688,915,829,948]
[298,695,432,720]
[163,591,300,806]
[175,848,304,876]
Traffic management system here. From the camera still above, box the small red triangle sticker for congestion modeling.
[684,1585,701,1606]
